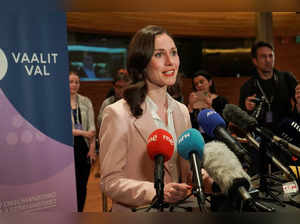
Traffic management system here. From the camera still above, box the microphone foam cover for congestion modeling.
[197,109,226,138]
[177,128,205,160]
[147,129,174,162]
[223,104,257,131]
[203,141,251,194]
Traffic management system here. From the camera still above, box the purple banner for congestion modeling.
[0,10,76,212]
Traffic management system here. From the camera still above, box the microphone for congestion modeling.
[177,128,206,209]
[223,104,300,158]
[278,117,300,149]
[197,109,252,167]
[147,129,174,206]
[204,141,259,211]
[240,133,295,180]
[177,129,257,211]
[222,104,297,180]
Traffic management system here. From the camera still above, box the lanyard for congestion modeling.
[72,95,82,125]
[255,73,278,107]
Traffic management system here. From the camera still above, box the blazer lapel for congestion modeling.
[134,102,157,144]
[172,102,187,138]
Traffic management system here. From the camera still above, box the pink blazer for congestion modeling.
[99,98,192,211]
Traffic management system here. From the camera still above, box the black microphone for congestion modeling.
[243,134,295,180]
[197,109,252,167]
[278,117,300,150]
[222,104,297,180]
[223,104,300,158]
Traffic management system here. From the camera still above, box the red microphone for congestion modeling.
[147,129,174,161]
[147,129,174,204]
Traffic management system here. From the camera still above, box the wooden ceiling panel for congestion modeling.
[67,0,300,11]
[66,12,300,38]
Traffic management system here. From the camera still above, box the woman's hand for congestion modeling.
[201,169,214,194]
[164,183,192,203]
[72,129,95,139]
[72,128,82,136]
[188,92,198,112]
[87,150,96,163]
[85,130,95,139]
[185,169,214,194]
[189,92,198,107]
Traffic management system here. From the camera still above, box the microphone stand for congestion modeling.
[258,135,286,207]
[190,154,208,213]
[131,197,169,212]
[132,192,195,212]
[147,156,168,212]
[132,155,192,212]
[132,156,167,212]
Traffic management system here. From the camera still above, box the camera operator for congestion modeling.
[239,41,300,130]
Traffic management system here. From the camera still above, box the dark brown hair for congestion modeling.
[251,41,274,58]
[192,69,216,93]
[113,69,131,85]
[124,25,170,118]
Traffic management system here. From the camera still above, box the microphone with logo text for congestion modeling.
[278,117,300,149]
[177,128,206,211]
[147,129,174,210]
[222,104,296,181]
[197,109,252,167]
[177,130,262,212]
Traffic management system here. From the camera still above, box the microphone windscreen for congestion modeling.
[223,104,257,131]
[177,128,205,160]
[197,109,226,138]
[203,141,251,194]
[147,129,174,162]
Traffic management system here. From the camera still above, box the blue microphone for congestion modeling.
[177,128,206,210]
[197,109,252,166]
[178,129,262,212]
[197,109,226,138]
[178,128,205,160]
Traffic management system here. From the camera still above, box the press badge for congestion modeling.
[265,111,273,123]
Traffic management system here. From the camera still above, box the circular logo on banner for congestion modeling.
[0,48,8,80]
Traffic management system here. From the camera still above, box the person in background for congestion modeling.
[295,85,300,114]
[239,41,299,130]
[97,69,132,128]
[239,41,300,170]
[105,68,129,99]
[188,70,228,129]
[69,71,96,212]
[99,25,213,211]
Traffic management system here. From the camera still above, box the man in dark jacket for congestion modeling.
[239,41,299,130]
